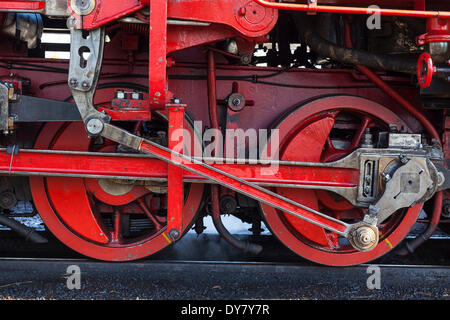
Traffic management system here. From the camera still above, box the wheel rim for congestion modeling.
[261,96,422,266]
[30,115,204,261]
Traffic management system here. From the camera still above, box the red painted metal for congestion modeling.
[69,0,145,30]
[0,1,45,11]
[253,0,450,18]
[417,18,450,45]
[98,98,152,121]
[138,134,350,235]
[167,104,185,240]
[168,0,277,37]
[417,52,436,88]
[148,0,172,109]
[0,149,359,187]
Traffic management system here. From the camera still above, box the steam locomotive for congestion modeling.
[0,0,448,266]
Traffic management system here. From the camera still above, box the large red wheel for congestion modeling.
[30,112,204,261]
[261,95,422,266]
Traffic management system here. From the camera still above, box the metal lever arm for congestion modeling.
[99,123,353,237]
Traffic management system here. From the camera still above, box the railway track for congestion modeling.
[0,230,449,300]
[0,257,448,300]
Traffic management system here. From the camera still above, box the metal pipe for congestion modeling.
[207,50,262,255]
[343,21,440,142]
[207,50,219,130]
[0,215,47,243]
[253,0,450,18]
[211,185,263,254]
[398,190,443,255]
[299,21,419,75]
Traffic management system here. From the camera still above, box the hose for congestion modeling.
[297,19,419,75]
[207,50,262,255]
[397,191,443,256]
[0,214,47,243]
[211,186,263,255]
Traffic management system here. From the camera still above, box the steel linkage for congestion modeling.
[0,0,449,265]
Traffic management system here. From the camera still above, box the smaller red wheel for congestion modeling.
[417,52,436,89]
[30,117,204,261]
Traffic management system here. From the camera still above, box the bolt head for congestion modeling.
[86,118,104,135]
[399,155,409,164]
[351,225,378,251]
[69,78,78,87]
[81,81,91,89]
[116,91,125,99]
[169,228,180,241]
[131,92,142,100]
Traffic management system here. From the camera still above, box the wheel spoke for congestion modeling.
[110,208,122,244]
[348,115,371,150]
[137,197,163,231]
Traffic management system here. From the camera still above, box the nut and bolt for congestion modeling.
[361,129,374,148]
[232,98,242,107]
[240,54,252,65]
[352,225,377,251]
[81,81,90,89]
[85,118,104,136]
[169,228,180,241]
[399,155,410,164]
[69,78,78,87]
[131,92,143,100]
[443,201,450,218]
[356,228,376,246]
[116,91,125,99]
[381,172,391,182]
[389,124,398,133]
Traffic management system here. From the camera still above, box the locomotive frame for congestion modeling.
[0,0,448,266]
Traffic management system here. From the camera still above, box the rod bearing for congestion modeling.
[349,224,379,252]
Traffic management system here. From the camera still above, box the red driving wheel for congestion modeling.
[30,112,204,261]
[261,96,422,266]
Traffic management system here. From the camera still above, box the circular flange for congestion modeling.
[234,0,278,34]
[70,0,96,16]
[348,224,379,252]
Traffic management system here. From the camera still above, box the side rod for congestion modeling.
[253,0,450,18]
[100,123,351,236]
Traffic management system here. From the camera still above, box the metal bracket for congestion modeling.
[370,158,435,224]
[148,0,173,109]
[0,83,9,133]
[166,103,186,241]
[307,0,318,15]
[67,26,110,124]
